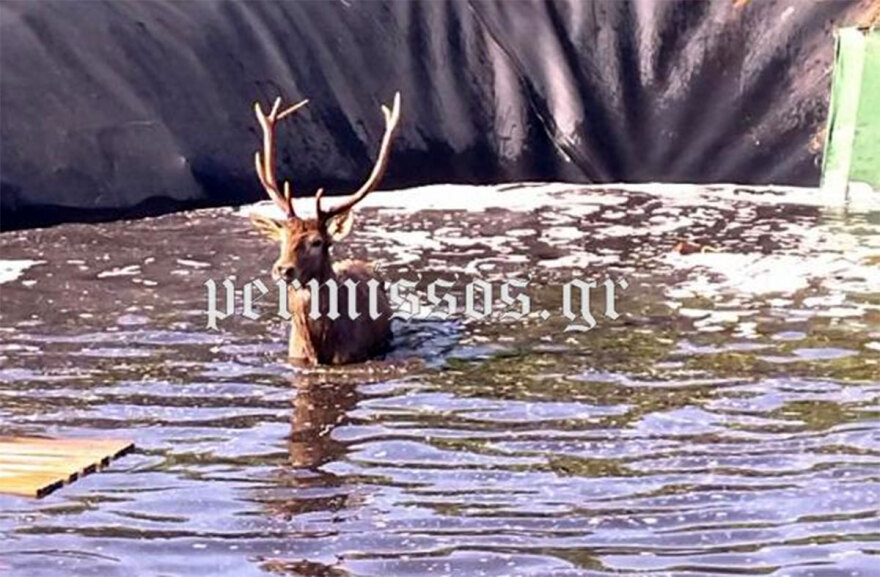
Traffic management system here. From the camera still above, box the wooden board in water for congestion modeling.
[0,437,134,498]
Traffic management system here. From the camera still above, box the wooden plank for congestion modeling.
[0,436,134,498]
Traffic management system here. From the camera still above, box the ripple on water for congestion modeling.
[0,184,878,576]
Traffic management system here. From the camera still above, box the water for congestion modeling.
[1,183,878,576]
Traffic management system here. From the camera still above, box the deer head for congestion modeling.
[249,93,402,285]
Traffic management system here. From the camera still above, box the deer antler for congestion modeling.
[317,92,401,223]
[254,96,309,220]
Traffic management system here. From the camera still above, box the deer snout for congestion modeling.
[272,262,297,283]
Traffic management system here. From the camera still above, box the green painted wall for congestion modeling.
[822,27,880,193]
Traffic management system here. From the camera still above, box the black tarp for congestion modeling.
[0,0,873,230]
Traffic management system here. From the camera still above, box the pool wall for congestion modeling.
[0,0,875,230]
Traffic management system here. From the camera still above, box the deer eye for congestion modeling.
[310,237,325,249]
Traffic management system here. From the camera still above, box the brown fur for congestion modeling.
[249,93,401,364]
[251,212,392,365]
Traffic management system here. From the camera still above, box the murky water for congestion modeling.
[1,183,879,576]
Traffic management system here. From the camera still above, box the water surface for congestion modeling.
[1,183,879,576]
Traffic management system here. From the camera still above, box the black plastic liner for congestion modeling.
[0,0,871,230]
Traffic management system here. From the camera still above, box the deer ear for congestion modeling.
[325,210,354,242]
[249,214,284,241]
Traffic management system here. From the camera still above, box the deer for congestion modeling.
[248,93,401,365]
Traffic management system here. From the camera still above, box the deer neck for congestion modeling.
[288,260,338,364]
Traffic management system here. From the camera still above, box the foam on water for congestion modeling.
[1,183,878,576]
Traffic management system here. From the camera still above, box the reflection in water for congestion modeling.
[255,377,360,576]
[288,378,359,471]
[0,184,878,576]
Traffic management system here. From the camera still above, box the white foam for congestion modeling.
[239,182,628,221]
[239,181,880,222]
[0,260,45,284]
[97,264,141,278]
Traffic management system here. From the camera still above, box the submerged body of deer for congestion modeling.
[249,93,400,365]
